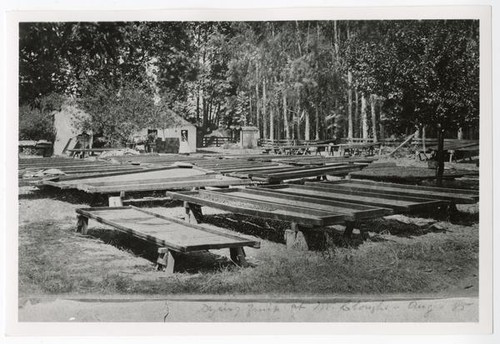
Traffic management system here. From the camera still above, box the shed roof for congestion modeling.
[241,126,259,131]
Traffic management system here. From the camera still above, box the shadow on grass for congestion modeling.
[202,213,381,250]
[87,228,238,274]
[358,217,448,238]
[19,186,186,208]
[409,207,479,226]
[449,212,479,226]
[19,186,104,205]
[202,214,287,244]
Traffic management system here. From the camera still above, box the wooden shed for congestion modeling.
[240,126,260,149]
[136,114,197,153]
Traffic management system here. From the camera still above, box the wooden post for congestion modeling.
[156,248,175,274]
[76,215,89,235]
[229,247,248,267]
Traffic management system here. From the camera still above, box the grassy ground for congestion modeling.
[18,182,479,297]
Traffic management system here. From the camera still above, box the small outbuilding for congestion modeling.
[136,113,197,153]
[240,126,260,149]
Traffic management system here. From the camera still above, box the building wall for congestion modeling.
[240,128,259,149]
[53,104,91,156]
[137,126,197,153]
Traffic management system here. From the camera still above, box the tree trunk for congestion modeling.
[370,94,378,142]
[422,125,426,151]
[248,97,252,126]
[305,110,310,141]
[315,105,320,140]
[196,85,200,122]
[354,90,359,139]
[378,100,384,141]
[361,93,368,141]
[296,96,300,141]
[347,71,353,140]
[262,78,267,139]
[436,124,445,187]
[333,98,338,139]
[283,92,290,140]
[270,103,275,141]
[255,63,260,131]
[201,94,207,132]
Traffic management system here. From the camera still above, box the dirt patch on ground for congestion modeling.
[17,184,479,298]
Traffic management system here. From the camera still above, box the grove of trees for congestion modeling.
[19,20,479,147]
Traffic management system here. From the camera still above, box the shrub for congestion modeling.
[19,105,56,141]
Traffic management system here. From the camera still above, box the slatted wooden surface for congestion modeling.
[19,157,145,177]
[248,163,368,183]
[306,180,479,204]
[76,206,260,252]
[349,166,467,182]
[167,188,392,226]
[258,184,447,212]
[44,172,254,193]
[191,159,280,173]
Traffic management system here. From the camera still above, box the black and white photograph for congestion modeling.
[1,1,495,340]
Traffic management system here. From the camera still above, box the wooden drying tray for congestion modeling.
[257,183,448,213]
[168,189,343,227]
[248,163,368,183]
[76,206,260,273]
[349,166,466,182]
[204,188,393,221]
[44,173,255,194]
[306,179,479,205]
[167,187,393,250]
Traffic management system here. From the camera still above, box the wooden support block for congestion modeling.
[76,215,89,235]
[343,221,355,238]
[108,196,123,207]
[284,223,309,251]
[156,248,175,274]
[229,247,248,267]
[184,202,204,224]
[446,203,460,221]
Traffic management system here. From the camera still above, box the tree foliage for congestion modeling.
[19,20,480,144]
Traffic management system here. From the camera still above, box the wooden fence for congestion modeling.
[201,136,237,147]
